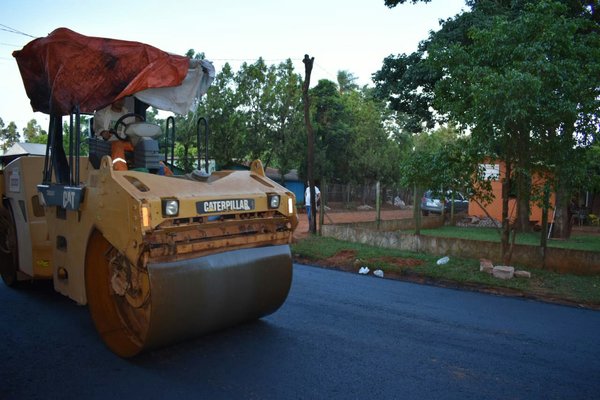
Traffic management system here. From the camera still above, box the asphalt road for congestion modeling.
[1,263,599,400]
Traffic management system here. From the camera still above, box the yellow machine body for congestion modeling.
[3,28,298,357]
[1,154,297,356]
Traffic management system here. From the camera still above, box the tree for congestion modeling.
[344,89,400,187]
[270,59,305,182]
[384,0,432,6]
[23,119,47,144]
[336,70,359,94]
[0,119,20,152]
[235,58,278,164]
[429,0,600,252]
[377,0,600,263]
[306,79,351,184]
[373,52,439,133]
[197,63,247,168]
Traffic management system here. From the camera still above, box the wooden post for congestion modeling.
[376,180,381,229]
[302,54,317,234]
[540,184,550,268]
[319,178,326,236]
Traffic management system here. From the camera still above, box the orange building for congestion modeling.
[467,161,555,225]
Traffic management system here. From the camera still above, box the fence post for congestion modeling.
[376,181,381,229]
[319,178,326,235]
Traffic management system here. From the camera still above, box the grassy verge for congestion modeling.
[292,235,600,307]
[414,226,600,252]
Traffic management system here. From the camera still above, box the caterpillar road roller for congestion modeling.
[0,28,298,357]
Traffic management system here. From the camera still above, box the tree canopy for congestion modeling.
[376,0,600,257]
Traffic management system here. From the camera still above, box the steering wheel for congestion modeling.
[112,113,145,140]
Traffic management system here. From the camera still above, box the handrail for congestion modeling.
[165,116,175,166]
[197,117,209,173]
[74,105,80,186]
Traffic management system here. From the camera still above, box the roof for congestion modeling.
[265,167,300,182]
[1,142,46,158]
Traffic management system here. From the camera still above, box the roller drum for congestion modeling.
[85,229,292,357]
[145,245,293,349]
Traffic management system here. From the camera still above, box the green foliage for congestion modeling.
[384,0,431,7]
[22,119,47,143]
[234,57,276,162]
[336,70,359,93]
[197,63,247,168]
[0,118,20,152]
[373,52,439,133]
[61,118,90,156]
[378,0,600,243]
[343,90,401,185]
[307,79,351,183]
[270,59,305,178]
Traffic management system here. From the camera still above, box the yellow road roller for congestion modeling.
[0,28,298,357]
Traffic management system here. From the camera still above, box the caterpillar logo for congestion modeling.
[197,199,255,214]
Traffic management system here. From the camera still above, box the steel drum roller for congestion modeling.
[86,230,292,357]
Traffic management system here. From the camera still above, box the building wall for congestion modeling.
[468,161,555,225]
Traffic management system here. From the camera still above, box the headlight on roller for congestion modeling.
[268,194,280,209]
[162,198,179,217]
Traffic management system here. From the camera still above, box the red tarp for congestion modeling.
[13,27,189,116]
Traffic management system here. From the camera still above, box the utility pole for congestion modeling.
[302,54,317,234]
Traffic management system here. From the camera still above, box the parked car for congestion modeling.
[421,190,469,216]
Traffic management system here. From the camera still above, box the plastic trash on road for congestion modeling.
[436,256,450,265]
[358,266,370,275]
[373,269,384,278]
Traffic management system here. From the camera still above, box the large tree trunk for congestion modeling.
[552,177,572,239]
[516,167,531,233]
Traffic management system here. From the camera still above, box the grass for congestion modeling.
[413,226,600,252]
[292,235,600,307]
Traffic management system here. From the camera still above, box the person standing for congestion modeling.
[305,183,321,227]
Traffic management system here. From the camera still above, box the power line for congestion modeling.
[0,24,37,39]
[209,57,297,64]
[313,62,338,80]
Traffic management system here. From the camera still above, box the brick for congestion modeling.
[514,270,531,279]
[480,258,494,274]
[492,265,515,280]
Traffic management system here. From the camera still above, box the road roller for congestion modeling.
[0,28,298,357]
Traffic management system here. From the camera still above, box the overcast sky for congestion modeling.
[0,0,466,132]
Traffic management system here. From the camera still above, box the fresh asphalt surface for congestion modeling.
[1,263,599,400]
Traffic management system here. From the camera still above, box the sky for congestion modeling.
[0,0,467,133]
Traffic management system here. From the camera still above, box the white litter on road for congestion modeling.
[436,256,450,265]
[358,266,370,275]
[373,269,384,278]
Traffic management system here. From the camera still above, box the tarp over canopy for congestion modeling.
[13,27,214,116]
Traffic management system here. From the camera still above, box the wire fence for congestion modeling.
[320,182,415,209]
